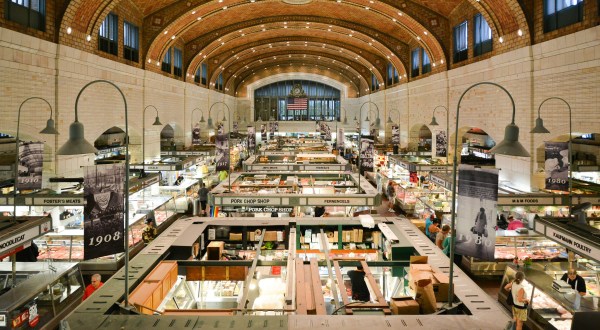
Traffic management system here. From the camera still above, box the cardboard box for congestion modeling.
[206,241,224,260]
[408,269,452,302]
[410,264,433,272]
[229,233,242,241]
[390,297,420,315]
[410,255,428,264]
[264,231,277,241]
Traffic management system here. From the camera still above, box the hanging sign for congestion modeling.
[233,121,239,134]
[192,124,201,145]
[260,124,267,140]
[455,165,499,261]
[215,134,230,172]
[434,128,448,158]
[544,142,569,191]
[538,224,600,262]
[337,127,345,152]
[359,136,374,174]
[247,126,256,150]
[83,163,125,260]
[17,142,43,190]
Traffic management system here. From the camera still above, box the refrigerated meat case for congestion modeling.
[498,264,599,330]
[0,262,83,330]
[32,177,178,276]
[461,230,568,276]
[209,172,380,217]
[243,153,348,172]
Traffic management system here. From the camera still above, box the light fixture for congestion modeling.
[499,36,504,43]
[141,105,162,179]
[67,27,72,34]
[429,105,449,165]
[447,82,530,309]
[517,29,523,37]
[11,97,58,224]
[531,97,573,216]
[86,35,91,42]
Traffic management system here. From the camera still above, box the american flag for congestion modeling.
[287,97,308,110]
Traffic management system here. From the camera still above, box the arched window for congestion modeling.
[254,80,341,121]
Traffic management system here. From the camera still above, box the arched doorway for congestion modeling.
[460,127,496,166]
[94,127,127,163]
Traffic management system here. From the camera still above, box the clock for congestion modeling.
[293,87,301,94]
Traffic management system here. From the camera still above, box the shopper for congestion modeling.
[560,268,586,296]
[386,181,396,212]
[82,274,103,301]
[425,214,435,237]
[504,271,529,330]
[142,218,158,244]
[198,183,209,216]
[436,224,450,249]
[314,206,326,217]
[428,218,441,242]
[347,266,370,302]
[15,242,39,262]
[497,214,509,230]
[507,216,524,230]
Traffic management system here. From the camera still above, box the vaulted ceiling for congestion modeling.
[59,0,529,97]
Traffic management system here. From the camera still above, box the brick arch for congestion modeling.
[59,0,117,40]
[240,72,358,99]
[469,0,530,38]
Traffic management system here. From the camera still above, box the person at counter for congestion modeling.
[198,183,209,216]
[504,271,529,330]
[436,225,450,249]
[314,206,326,217]
[348,266,370,302]
[83,274,103,301]
[142,218,158,244]
[561,268,587,296]
[507,216,524,230]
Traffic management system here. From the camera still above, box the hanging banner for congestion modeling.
[192,124,201,145]
[215,134,230,171]
[83,163,125,260]
[359,136,374,174]
[260,124,267,141]
[434,128,448,158]
[269,122,278,139]
[233,121,239,134]
[217,122,224,135]
[323,122,332,141]
[337,127,345,152]
[544,141,569,191]
[370,128,377,143]
[455,165,498,261]
[17,142,43,190]
[247,126,256,150]
[391,125,400,144]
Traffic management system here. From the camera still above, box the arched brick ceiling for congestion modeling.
[59,0,529,96]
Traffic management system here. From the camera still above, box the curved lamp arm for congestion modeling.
[142,105,162,169]
[447,81,529,309]
[63,79,132,307]
[13,97,57,226]
[532,97,572,217]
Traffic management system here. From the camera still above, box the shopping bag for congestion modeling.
[504,320,516,330]
[414,278,437,314]
[506,288,514,306]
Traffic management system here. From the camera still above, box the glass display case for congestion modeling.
[0,262,83,330]
[499,265,599,330]
[462,231,567,276]
[157,276,196,311]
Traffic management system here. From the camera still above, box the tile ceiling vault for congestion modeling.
[59,0,529,97]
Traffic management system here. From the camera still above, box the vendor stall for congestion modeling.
[243,153,348,172]
[208,172,380,217]
[0,262,83,330]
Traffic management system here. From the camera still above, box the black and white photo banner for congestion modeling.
[544,141,569,191]
[17,142,43,190]
[215,134,230,171]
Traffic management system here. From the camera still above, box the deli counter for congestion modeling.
[0,262,83,330]
[243,153,348,172]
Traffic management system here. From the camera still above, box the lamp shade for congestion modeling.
[57,121,98,155]
[386,116,393,124]
[343,115,348,125]
[39,118,59,135]
[353,115,357,121]
[489,123,530,157]
[200,115,206,123]
[222,114,227,122]
[429,116,439,126]
[530,117,550,134]
[207,117,213,128]
[152,116,162,126]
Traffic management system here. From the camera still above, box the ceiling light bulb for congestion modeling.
[164,31,168,35]
[499,36,504,43]
[171,35,176,40]
[197,17,201,21]
[66,27,72,34]
[517,29,523,36]
[86,35,91,41]
[148,59,152,63]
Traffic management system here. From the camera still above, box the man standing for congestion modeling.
[561,269,586,296]
[348,266,370,302]
[82,274,103,301]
